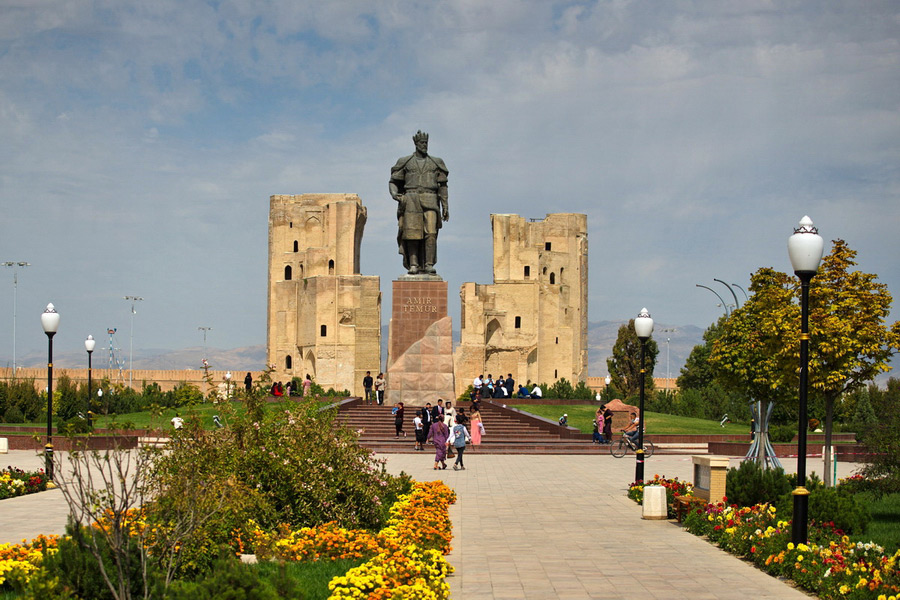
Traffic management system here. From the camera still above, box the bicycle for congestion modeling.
[610,432,655,458]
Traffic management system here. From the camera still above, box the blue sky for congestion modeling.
[1,1,899,372]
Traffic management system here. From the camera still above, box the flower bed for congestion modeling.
[0,467,50,500]
[0,480,457,598]
[243,479,457,599]
[0,535,57,589]
[679,490,900,599]
[627,474,693,519]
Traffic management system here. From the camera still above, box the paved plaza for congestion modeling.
[2,449,862,598]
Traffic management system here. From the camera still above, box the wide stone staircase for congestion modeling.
[337,399,606,455]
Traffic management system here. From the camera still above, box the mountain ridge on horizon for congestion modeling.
[7,320,708,379]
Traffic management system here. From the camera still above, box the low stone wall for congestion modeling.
[2,435,138,451]
[0,367,265,393]
[708,441,873,463]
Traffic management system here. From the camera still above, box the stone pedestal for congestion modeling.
[692,455,730,503]
[642,485,668,520]
[387,278,454,406]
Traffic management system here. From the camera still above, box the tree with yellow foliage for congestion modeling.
[711,240,900,485]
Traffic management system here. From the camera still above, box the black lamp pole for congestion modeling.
[792,270,814,544]
[85,335,95,428]
[636,338,647,482]
[633,308,654,483]
[787,216,824,545]
[41,303,60,480]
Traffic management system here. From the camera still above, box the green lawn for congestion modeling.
[0,398,337,433]
[856,492,900,553]
[511,404,750,436]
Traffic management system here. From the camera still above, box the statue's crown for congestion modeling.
[413,130,429,143]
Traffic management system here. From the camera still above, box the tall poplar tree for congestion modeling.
[607,319,659,400]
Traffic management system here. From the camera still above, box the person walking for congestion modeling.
[303,374,312,397]
[448,415,471,470]
[244,372,253,394]
[393,402,406,439]
[413,409,426,451]
[427,417,450,470]
[363,371,374,404]
[444,401,457,458]
[374,372,386,405]
[470,409,484,447]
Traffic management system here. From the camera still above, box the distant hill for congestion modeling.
[14,345,268,372]
[587,320,704,379]
[14,321,708,380]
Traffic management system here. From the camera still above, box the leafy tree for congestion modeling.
[710,240,900,484]
[677,317,725,391]
[709,268,797,423]
[607,319,658,400]
[806,240,900,483]
[858,377,900,494]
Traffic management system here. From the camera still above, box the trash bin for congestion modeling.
[642,485,668,520]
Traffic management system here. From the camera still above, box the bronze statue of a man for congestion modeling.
[390,131,449,275]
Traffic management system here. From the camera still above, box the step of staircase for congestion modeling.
[335,399,695,455]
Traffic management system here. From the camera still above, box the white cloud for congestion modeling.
[0,0,898,369]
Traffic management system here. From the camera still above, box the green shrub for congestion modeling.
[725,460,791,507]
[774,483,871,535]
[27,520,154,600]
[165,555,282,600]
[3,405,24,423]
[767,424,796,443]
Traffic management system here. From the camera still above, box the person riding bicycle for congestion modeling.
[622,412,640,447]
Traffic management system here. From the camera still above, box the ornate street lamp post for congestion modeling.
[41,304,60,479]
[604,375,611,402]
[787,216,824,544]
[633,308,654,483]
[85,335,95,428]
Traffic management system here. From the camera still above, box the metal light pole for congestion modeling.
[41,304,60,479]
[604,375,611,402]
[2,261,30,371]
[633,308,654,483]
[714,278,741,310]
[731,283,749,302]
[198,326,212,360]
[696,284,731,316]
[124,296,143,387]
[787,216,824,545]
[85,335,95,428]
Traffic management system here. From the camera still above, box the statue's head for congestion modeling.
[413,130,429,153]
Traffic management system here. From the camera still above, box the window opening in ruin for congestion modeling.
[293,241,299,252]
[329,259,335,275]
[545,242,551,251]
[554,369,558,378]
[286,355,292,369]
[524,266,530,278]
[549,272,556,284]
[515,316,521,329]
[320,325,327,337]
[284,265,292,280]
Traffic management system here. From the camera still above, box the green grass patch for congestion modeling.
[510,404,751,436]
[251,558,365,600]
[0,399,336,433]
[855,492,900,553]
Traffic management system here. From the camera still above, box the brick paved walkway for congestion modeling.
[3,449,860,598]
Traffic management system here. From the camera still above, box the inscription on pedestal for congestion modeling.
[389,280,448,366]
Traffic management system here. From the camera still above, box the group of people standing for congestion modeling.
[592,405,615,444]
[269,374,314,398]
[362,371,386,405]
[392,399,484,471]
